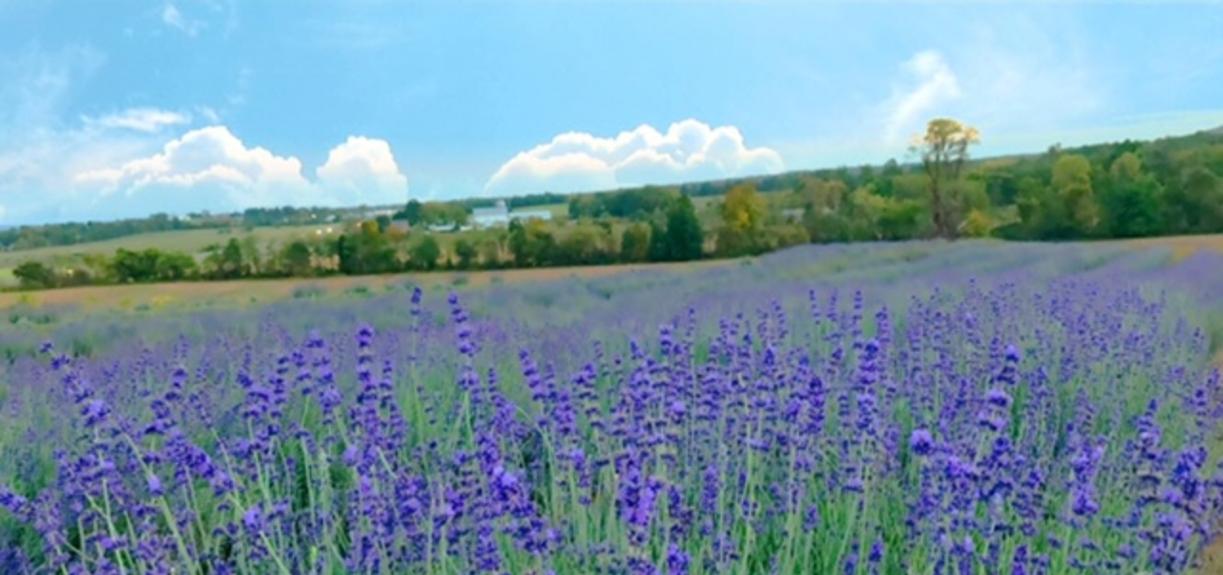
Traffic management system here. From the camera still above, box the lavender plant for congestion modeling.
[1,242,1221,574]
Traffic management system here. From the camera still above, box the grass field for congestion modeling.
[0,258,731,311]
[0,224,340,285]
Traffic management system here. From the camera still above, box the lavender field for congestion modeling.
[2,241,1222,574]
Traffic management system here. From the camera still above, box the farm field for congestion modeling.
[2,239,1222,574]
[0,225,340,286]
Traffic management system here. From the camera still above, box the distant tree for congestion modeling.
[717,183,768,256]
[111,248,161,283]
[1051,154,1099,235]
[278,240,314,276]
[397,200,424,225]
[1101,152,1164,237]
[557,225,607,265]
[912,118,980,238]
[240,236,263,275]
[375,215,392,233]
[219,238,247,278]
[620,223,651,262]
[410,236,441,270]
[154,251,197,281]
[1167,167,1223,232]
[13,261,57,289]
[454,238,478,269]
[647,220,669,262]
[664,195,704,261]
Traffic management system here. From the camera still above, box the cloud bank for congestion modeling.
[74,126,409,216]
[485,119,784,196]
[316,136,410,204]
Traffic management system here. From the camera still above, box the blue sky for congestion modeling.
[1,1,1221,225]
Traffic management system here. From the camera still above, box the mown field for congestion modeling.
[1,239,1222,574]
[0,204,577,289]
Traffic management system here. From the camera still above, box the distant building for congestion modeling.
[472,200,511,228]
[472,200,554,229]
[782,208,805,223]
[511,209,553,224]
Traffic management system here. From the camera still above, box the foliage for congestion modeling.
[912,118,980,238]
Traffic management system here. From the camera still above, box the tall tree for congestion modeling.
[912,118,979,238]
[718,183,767,256]
[1052,154,1099,235]
[664,195,704,261]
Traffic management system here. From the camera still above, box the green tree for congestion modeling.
[398,199,424,225]
[13,261,57,289]
[454,238,479,269]
[718,183,768,256]
[111,248,162,283]
[664,195,704,261]
[1167,167,1223,232]
[620,223,651,262]
[1051,154,1099,235]
[278,241,314,276]
[1101,153,1164,237]
[912,118,980,238]
[154,251,197,281]
[410,236,441,270]
[219,238,247,278]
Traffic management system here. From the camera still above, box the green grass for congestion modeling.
[0,225,340,287]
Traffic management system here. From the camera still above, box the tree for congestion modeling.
[398,200,424,225]
[557,225,607,265]
[410,236,441,270]
[219,238,247,278]
[454,238,478,269]
[278,241,314,276]
[1051,154,1099,235]
[721,184,766,232]
[1101,152,1163,237]
[13,261,56,289]
[620,223,651,262]
[154,251,197,281]
[111,248,161,283]
[664,195,704,261]
[1167,167,1223,232]
[912,118,980,238]
[717,183,768,256]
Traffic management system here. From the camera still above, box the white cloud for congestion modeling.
[75,126,316,213]
[71,127,410,217]
[485,119,783,196]
[162,3,205,37]
[317,136,409,205]
[882,50,961,145]
[82,107,192,133]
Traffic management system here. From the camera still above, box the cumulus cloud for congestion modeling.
[317,136,409,205]
[485,119,784,196]
[75,126,315,214]
[882,50,961,145]
[72,126,409,217]
[82,107,191,133]
[162,3,205,37]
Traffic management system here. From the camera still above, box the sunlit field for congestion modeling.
[2,240,1222,574]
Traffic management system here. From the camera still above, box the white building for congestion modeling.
[472,200,511,228]
[471,200,554,229]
